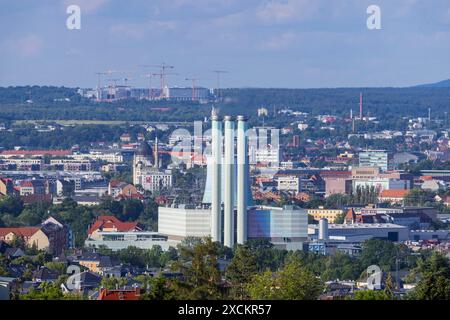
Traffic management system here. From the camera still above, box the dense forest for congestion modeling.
[0,86,449,123]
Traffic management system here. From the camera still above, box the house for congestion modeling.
[421,179,446,192]
[74,252,121,276]
[32,267,60,283]
[120,133,132,143]
[379,189,410,205]
[0,178,14,197]
[3,247,25,259]
[87,216,142,240]
[98,288,142,300]
[441,196,450,207]
[0,227,48,250]
[0,277,16,300]
[108,180,142,200]
[17,180,48,196]
[41,217,72,254]
[63,271,103,295]
[55,179,75,197]
[0,217,70,255]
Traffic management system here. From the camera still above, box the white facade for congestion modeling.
[85,231,172,251]
[250,146,280,165]
[277,176,300,193]
[359,150,388,171]
[141,171,173,192]
[353,178,407,193]
[71,152,123,163]
[158,206,211,240]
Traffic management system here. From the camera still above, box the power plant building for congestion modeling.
[157,112,308,249]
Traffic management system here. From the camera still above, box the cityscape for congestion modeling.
[1,0,450,309]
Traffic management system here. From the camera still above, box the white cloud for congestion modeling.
[109,20,177,40]
[9,34,43,58]
[260,32,298,50]
[256,0,318,23]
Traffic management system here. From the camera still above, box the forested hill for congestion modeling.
[0,86,449,122]
[416,79,450,88]
[221,87,450,118]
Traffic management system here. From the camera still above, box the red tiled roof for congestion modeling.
[21,194,52,205]
[19,181,34,188]
[320,171,352,178]
[0,227,40,238]
[88,216,141,235]
[380,189,409,198]
[109,180,122,188]
[98,288,142,300]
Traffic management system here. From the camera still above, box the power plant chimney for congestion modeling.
[318,218,329,241]
[154,136,159,169]
[223,116,235,248]
[236,115,248,244]
[359,92,363,120]
[211,109,222,242]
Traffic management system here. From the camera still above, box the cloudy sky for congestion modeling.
[1,0,450,88]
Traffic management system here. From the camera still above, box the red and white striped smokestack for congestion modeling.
[360,92,363,120]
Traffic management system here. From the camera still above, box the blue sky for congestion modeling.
[1,0,450,88]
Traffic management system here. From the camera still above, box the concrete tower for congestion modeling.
[154,136,159,169]
[236,115,248,244]
[211,110,222,243]
[223,116,235,248]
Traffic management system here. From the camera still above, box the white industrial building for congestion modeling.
[85,231,172,251]
[308,223,409,242]
[157,113,308,249]
[158,205,212,241]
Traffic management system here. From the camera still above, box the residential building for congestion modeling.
[359,150,388,171]
[308,208,344,223]
[87,216,142,240]
[277,176,300,193]
[379,189,410,205]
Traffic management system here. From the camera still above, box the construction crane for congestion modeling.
[141,74,154,100]
[96,70,135,101]
[152,71,178,99]
[185,78,199,101]
[212,70,228,101]
[139,63,175,98]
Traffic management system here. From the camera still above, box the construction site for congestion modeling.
[79,64,228,103]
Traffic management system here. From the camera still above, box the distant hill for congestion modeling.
[416,79,450,88]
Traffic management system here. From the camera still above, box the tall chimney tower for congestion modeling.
[223,116,235,248]
[236,116,248,245]
[154,136,159,169]
[210,110,222,242]
[359,92,363,120]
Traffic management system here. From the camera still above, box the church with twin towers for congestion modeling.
[158,109,308,250]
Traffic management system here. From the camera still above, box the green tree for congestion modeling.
[100,277,128,290]
[247,255,323,300]
[409,253,450,300]
[139,274,176,300]
[225,245,258,299]
[44,261,67,275]
[171,237,223,300]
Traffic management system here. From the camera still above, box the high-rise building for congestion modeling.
[359,150,388,171]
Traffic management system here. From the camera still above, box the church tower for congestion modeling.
[133,141,153,185]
